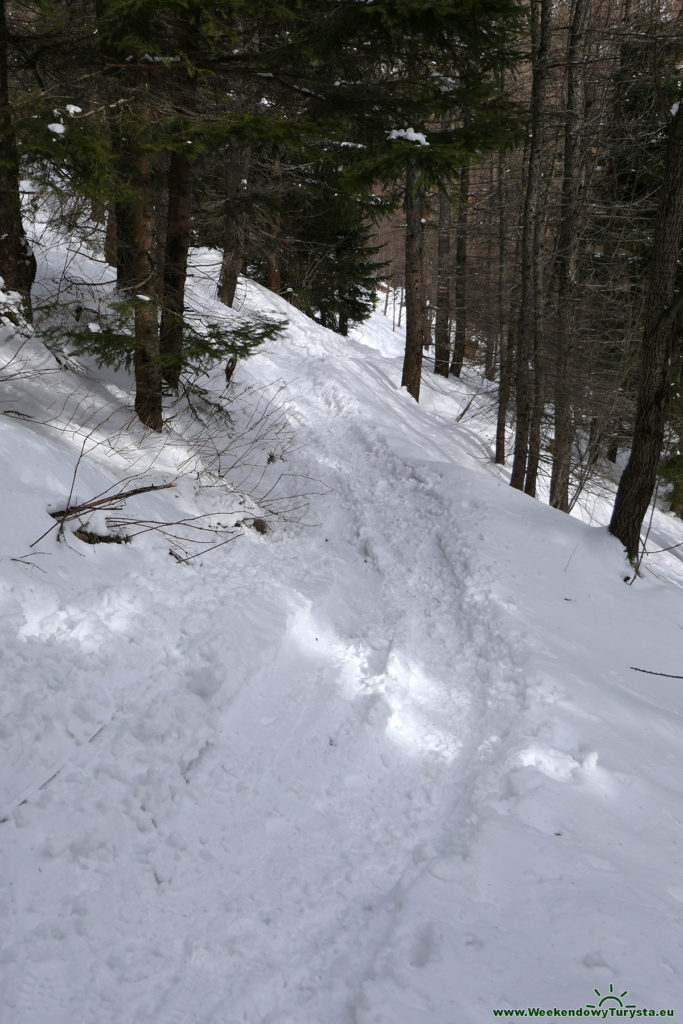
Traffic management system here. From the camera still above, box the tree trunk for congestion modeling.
[0,0,35,316]
[524,145,553,500]
[218,144,251,307]
[265,154,282,294]
[609,102,683,561]
[496,325,514,465]
[126,105,162,431]
[450,159,470,377]
[401,158,425,401]
[105,111,137,288]
[109,117,136,290]
[104,204,117,268]
[159,147,192,390]
[91,200,106,225]
[510,0,552,491]
[550,0,591,511]
[483,163,496,382]
[495,147,512,464]
[434,184,452,376]
[115,201,135,289]
[524,354,544,496]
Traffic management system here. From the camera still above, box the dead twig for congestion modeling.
[49,481,177,521]
[630,666,683,680]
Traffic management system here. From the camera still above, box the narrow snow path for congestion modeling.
[2,320,532,1024]
[6,286,683,1024]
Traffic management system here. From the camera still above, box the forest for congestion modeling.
[4,4,683,1020]
[1,0,682,565]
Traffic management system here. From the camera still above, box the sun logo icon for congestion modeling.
[586,984,636,1010]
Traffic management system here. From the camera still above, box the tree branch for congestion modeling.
[630,666,683,680]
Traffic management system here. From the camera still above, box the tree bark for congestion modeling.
[510,0,552,491]
[484,159,497,382]
[496,325,514,465]
[401,158,426,401]
[495,147,512,464]
[218,144,251,307]
[126,101,162,431]
[609,102,683,561]
[524,348,544,496]
[0,0,35,315]
[450,159,470,377]
[159,146,192,390]
[104,203,117,268]
[433,184,452,376]
[109,117,135,289]
[550,0,591,511]
[265,154,282,294]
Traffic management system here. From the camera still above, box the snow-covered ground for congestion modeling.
[2,239,683,1023]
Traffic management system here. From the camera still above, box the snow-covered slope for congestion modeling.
[2,252,683,1024]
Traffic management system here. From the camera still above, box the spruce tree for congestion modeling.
[300,0,525,401]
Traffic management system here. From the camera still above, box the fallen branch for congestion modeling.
[49,480,177,521]
[31,480,177,547]
[630,666,683,680]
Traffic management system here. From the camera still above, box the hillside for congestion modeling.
[2,244,683,1023]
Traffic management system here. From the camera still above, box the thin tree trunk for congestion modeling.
[524,153,552,499]
[218,144,251,307]
[495,147,512,464]
[110,117,135,289]
[496,325,514,464]
[510,0,552,490]
[609,102,683,561]
[91,200,106,224]
[550,0,591,511]
[401,158,425,401]
[104,204,117,267]
[0,0,35,316]
[524,349,544,495]
[126,100,162,431]
[484,158,497,382]
[266,155,282,294]
[94,6,160,429]
[434,184,452,376]
[159,147,192,390]
[115,202,135,289]
[450,159,470,377]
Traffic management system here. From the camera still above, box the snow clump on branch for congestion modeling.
[387,127,429,146]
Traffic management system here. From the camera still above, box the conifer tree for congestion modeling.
[303,0,524,401]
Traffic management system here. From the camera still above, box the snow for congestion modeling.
[388,127,429,146]
[2,234,683,1023]
[47,123,65,135]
